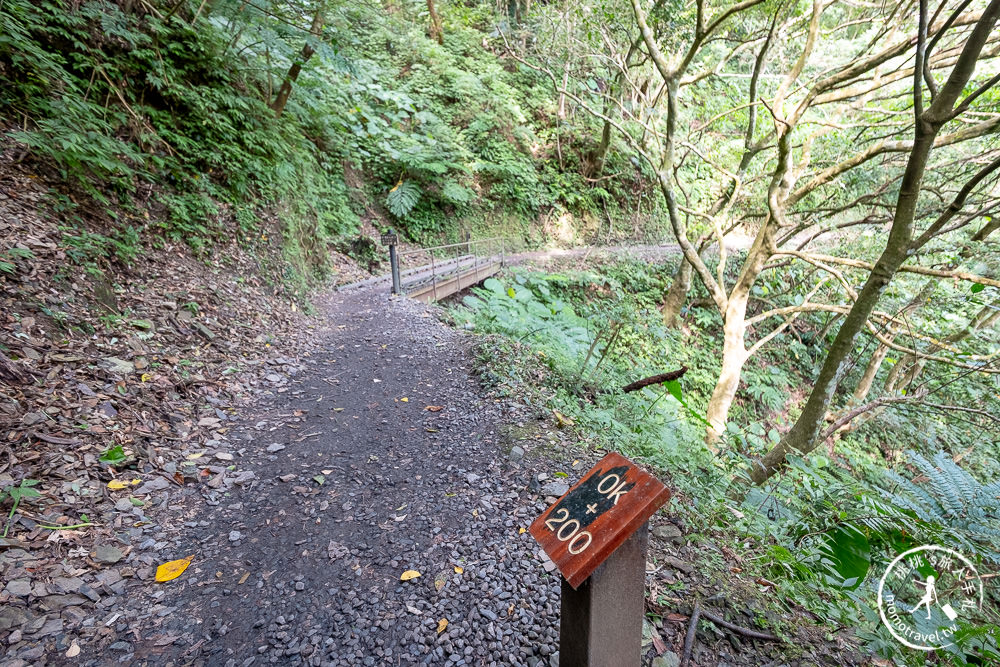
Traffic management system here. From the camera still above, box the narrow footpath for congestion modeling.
[86,287,569,667]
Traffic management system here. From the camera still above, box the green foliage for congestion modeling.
[457,260,1000,666]
[386,180,422,219]
[1,479,41,538]
[98,444,127,465]
[883,450,1000,564]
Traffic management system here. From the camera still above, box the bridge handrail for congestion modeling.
[398,236,503,258]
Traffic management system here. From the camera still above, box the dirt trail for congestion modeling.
[78,287,573,667]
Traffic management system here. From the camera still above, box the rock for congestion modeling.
[5,579,31,597]
[42,594,88,610]
[653,524,683,544]
[0,606,36,632]
[134,477,170,496]
[92,544,124,564]
[229,531,242,542]
[265,373,283,383]
[509,446,525,461]
[20,412,45,426]
[663,555,693,573]
[266,444,286,453]
[215,452,235,461]
[100,357,135,375]
[193,322,215,340]
[466,473,480,484]
[233,471,256,485]
[652,652,681,667]
[540,482,569,497]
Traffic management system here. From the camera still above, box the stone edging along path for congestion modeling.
[75,286,582,667]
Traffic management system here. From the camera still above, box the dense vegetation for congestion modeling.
[3,0,1000,665]
[454,262,1000,665]
[0,0,657,289]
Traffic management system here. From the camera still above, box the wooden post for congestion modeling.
[529,453,670,667]
[560,522,648,666]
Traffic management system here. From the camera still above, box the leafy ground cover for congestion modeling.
[451,258,1000,666]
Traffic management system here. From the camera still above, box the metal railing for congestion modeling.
[389,237,505,301]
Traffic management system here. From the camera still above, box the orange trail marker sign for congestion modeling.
[529,451,671,667]
[529,451,671,588]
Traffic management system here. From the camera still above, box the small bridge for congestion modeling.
[394,237,504,303]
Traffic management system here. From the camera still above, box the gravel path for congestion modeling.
[76,287,575,667]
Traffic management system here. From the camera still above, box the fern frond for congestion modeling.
[385,180,421,218]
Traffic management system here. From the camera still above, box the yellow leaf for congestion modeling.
[518,527,526,534]
[155,555,194,583]
[472,509,479,517]
[553,410,574,428]
[400,397,408,402]
[107,480,128,490]
[400,569,421,581]
[140,373,152,383]
[186,452,204,460]
[437,618,448,634]
[454,566,463,574]
[238,571,250,585]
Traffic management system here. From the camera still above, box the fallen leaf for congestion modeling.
[437,618,448,634]
[400,569,421,581]
[107,480,128,491]
[65,642,80,658]
[400,397,408,402]
[186,452,204,460]
[238,572,250,585]
[553,410,574,428]
[155,555,194,583]
[518,527,526,534]
[472,509,479,517]
[425,405,443,412]
[434,569,449,592]
[313,474,326,485]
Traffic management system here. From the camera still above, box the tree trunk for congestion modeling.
[851,343,890,405]
[271,4,326,117]
[590,115,613,177]
[747,0,1000,488]
[557,62,570,119]
[705,296,750,446]
[427,0,443,45]
[661,259,692,327]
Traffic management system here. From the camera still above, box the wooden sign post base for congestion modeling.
[559,522,648,667]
